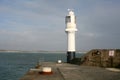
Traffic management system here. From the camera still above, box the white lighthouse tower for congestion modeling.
[65,10,77,63]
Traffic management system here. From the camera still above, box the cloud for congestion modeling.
[76,1,120,51]
[0,0,120,51]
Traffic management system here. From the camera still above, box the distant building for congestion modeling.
[81,49,120,68]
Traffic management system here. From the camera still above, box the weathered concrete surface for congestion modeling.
[20,62,64,80]
[20,62,120,80]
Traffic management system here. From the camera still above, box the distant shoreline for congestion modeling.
[0,50,86,54]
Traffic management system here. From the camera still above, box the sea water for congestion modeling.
[0,52,83,80]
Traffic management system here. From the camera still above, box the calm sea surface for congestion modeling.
[0,52,83,80]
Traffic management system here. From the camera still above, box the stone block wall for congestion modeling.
[81,49,120,68]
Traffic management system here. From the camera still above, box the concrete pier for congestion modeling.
[20,62,120,80]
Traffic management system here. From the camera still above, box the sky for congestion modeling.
[0,0,120,51]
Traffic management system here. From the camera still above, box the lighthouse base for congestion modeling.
[67,51,76,63]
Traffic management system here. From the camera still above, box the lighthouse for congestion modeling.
[65,10,77,63]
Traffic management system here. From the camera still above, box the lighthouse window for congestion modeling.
[65,16,71,23]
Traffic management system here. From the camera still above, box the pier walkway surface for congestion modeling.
[20,62,120,80]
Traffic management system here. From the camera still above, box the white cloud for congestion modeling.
[0,0,120,51]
